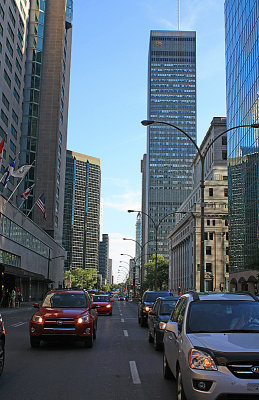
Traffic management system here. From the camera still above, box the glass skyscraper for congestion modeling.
[225,0,259,273]
[143,30,196,261]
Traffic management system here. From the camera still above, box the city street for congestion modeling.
[0,300,176,400]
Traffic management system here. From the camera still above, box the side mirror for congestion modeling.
[166,321,179,336]
[33,302,39,308]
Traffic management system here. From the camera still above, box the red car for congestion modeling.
[29,289,98,348]
[91,294,113,315]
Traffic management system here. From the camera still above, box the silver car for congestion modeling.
[163,291,259,400]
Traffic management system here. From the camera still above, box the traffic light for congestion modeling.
[131,283,133,287]
[177,286,182,296]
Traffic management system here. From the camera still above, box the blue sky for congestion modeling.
[67,0,226,283]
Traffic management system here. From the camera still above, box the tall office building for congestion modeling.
[225,0,259,276]
[135,212,141,286]
[63,151,101,271]
[143,30,196,261]
[98,234,109,284]
[19,0,73,243]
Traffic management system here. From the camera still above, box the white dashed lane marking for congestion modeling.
[129,361,141,384]
[123,330,128,337]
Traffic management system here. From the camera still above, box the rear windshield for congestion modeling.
[160,300,177,315]
[42,293,87,308]
[92,296,109,302]
[144,292,170,302]
[187,300,259,333]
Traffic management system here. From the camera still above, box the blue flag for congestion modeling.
[3,158,16,188]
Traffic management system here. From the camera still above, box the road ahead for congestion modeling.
[0,300,176,400]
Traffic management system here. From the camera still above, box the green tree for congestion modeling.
[142,254,169,291]
[64,268,97,289]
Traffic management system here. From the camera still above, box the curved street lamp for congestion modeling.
[141,119,259,292]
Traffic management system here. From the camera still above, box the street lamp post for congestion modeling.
[141,119,259,292]
[121,253,136,296]
[128,209,180,291]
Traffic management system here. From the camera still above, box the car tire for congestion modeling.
[154,332,161,351]
[148,329,154,343]
[0,340,5,376]
[93,326,96,340]
[30,337,41,348]
[163,352,173,380]
[176,367,187,400]
[84,333,93,348]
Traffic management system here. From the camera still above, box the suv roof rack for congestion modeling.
[233,291,259,301]
[184,290,200,301]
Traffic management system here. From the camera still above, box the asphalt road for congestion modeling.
[0,301,176,400]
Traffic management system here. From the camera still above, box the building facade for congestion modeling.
[63,151,101,271]
[168,118,229,294]
[225,0,259,290]
[143,30,197,263]
[98,233,109,285]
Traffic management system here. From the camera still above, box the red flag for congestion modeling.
[20,184,35,200]
[0,139,4,167]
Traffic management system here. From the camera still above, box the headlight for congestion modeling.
[32,315,43,323]
[77,314,90,324]
[106,304,111,308]
[189,349,217,371]
[144,306,150,312]
[159,322,167,330]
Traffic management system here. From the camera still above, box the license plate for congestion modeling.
[247,383,259,392]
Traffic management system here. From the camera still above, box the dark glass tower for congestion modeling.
[225,0,259,272]
[143,30,197,261]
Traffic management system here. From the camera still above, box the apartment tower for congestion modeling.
[63,151,101,271]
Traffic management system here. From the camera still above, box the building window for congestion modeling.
[226,264,229,273]
[8,7,16,26]
[1,109,8,126]
[207,220,210,226]
[55,201,59,213]
[225,219,228,226]
[16,44,22,60]
[224,188,228,197]
[0,23,3,37]
[16,58,22,74]
[222,150,227,160]
[2,93,9,110]
[10,139,16,153]
[7,23,14,42]
[12,109,18,124]
[226,232,228,241]
[206,263,212,272]
[204,232,208,240]
[206,246,211,255]
[222,136,227,145]
[14,73,21,88]
[13,87,20,103]
[226,247,229,255]
[55,216,58,227]
[11,124,17,139]
[197,264,200,271]
[209,188,213,196]
[212,220,216,226]
[6,38,13,57]
[0,5,4,20]
[5,53,12,72]
[209,232,213,240]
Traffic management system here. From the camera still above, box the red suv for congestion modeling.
[29,290,98,348]
[91,294,113,315]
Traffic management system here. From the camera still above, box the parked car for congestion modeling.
[29,289,98,348]
[148,297,178,350]
[91,295,113,315]
[119,295,126,301]
[0,313,5,376]
[138,290,172,327]
[163,291,259,400]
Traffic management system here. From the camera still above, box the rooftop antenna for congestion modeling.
[178,0,180,30]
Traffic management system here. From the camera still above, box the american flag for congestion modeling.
[36,193,46,219]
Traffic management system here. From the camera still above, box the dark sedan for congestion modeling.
[147,297,177,350]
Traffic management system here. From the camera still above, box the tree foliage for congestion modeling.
[142,254,169,291]
[64,268,97,289]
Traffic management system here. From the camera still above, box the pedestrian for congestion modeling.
[10,288,16,308]
[17,289,23,307]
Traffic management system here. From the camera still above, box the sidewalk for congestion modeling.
[0,302,35,314]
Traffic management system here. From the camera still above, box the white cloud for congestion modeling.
[104,191,141,212]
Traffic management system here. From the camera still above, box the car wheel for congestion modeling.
[148,329,154,343]
[176,368,187,400]
[163,352,173,380]
[0,340,5,376]
[84,333,93,348]
[154,332,161,351]
[93,326,96,340]
[30,337,41,348]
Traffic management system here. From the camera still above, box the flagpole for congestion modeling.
[5,161,35,204]
[26,194,41,218]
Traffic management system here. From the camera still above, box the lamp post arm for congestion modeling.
[153,121,201,158]
[202,124,253,159]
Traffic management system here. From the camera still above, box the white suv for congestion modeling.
[163,291,259,400]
